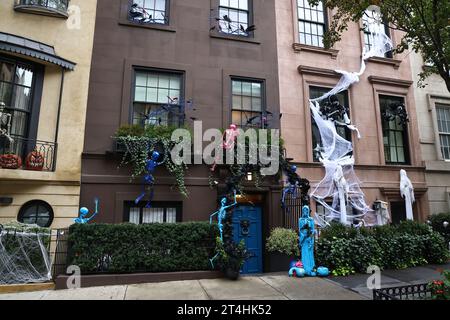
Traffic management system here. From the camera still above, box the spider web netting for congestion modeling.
[310,7,393,227]
[0,223,52,284]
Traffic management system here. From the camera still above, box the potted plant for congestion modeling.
[215,237,251,280]
[0,152,22,169]
[266,228,300,272]
[25,151,45,171]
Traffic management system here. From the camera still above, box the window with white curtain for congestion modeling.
[126,203,180,224]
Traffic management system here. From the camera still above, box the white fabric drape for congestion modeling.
[400,169,415,221]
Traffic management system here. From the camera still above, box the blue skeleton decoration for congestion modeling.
[289,206,329,277]
[281,161,310,210]
[74,198,99,224]
[209,190,238,267]
[135,150,164,208]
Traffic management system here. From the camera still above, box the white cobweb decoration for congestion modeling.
[310,6,394,227]
[0,222,52,284]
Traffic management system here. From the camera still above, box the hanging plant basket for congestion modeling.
[25,151,45,171]
[0,154,22,169]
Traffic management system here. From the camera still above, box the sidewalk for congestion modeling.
[0,263,448,300]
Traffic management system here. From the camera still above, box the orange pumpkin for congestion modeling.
[25,151,45,171]
[0,154,22,169]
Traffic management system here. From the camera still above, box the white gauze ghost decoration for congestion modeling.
[400,169,415,221]
[333,164,349,225]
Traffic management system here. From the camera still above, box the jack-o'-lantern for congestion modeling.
[0,153,22,169]
[25,151,45,171]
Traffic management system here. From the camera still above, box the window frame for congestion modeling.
[0,53,44,143]
[131,67,185,127]
[214,0,254,38]
[361,10,393,58]
[436,104,450,160]
[123,201,182,224]
[296,0,328,48]
[309,85,352,162]
[128,0,171,26]
[379,95,410,165]
[230,76,266,128]
[17,200,54,228]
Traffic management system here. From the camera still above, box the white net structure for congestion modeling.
[0,223,52,284]
[310,7,393,227]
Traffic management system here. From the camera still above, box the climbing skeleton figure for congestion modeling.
[333,164,350,225]
[400,169,415,221]
[0,102,13,144]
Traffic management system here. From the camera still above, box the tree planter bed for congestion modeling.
[55,270,223,290]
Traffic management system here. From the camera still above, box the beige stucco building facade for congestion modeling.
[276,0,429,222]
[410,52,450,215]
[0,1,97,228]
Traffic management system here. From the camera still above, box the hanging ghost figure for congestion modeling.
[211,124,240,171]
[400,169,415,221]
[333,164,350,225]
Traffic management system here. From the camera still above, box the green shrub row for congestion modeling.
[68,222,219,274]
[316,221,449,276]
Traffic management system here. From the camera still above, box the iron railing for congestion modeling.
[0,136,57,172]
[282,186,305,231]
[373,283,432,300]
[14,0,69,14]
[50,228,69,279]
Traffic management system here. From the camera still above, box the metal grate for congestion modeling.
[50,228,69,279]
[373,283,431,300]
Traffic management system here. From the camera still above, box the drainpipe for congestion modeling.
[53,68,65,171]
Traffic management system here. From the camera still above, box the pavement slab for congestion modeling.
[125,280,209,300]
[44,285,127,300]
[199,277,281,300]
[0,290,50,300]
[261,275,366,300]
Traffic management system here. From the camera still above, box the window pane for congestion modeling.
[136,72,147,86]
[232,95,242,109]
[158,75,170,88]
[129,207,140,224]
[252,97,262,112]
[229,0,239,9]
[242,82,252,96]
[147,87,158,102]
[157,88,170,103]
[0,82,12,106]
[0,62,14,82]
[242,96,252,110]
[155,0,165,11]
[10,110,28,137]
[251,83,261,97]
[169,76,180,90]
[232,81,242,94]
[238,0,248,10]
[166,208,177,223]
[135,86,146,102]
[15,66,33,87]
[148,74,158,87]
[12,86,31,111]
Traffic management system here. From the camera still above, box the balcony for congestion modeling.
[14,0,70,19]
[0,136,57,172]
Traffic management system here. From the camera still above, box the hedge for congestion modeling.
[68,222,219,274]
[316,221,449,276]
[429,213,450,244]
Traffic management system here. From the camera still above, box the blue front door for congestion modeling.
[232,205,263,274]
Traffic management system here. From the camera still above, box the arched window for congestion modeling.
[18,200,54,228]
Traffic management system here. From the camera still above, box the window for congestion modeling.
[18,200,54,228]
[436,105,450,160]
[0,58,35,140]
[362,9,392,58]
[309,86,351,162]
[297,0,326,47]
[129,0,168,24]
[125,202,181,224]
[380,95,409,164]
[231,78,264,128]
[218,0,250,36]
[132,70,183,127]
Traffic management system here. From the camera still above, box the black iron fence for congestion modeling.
[15,0,70,12]
[373,283,431,300]
[50,228,69,279]
[282,187,305,231]
[0,136,57,172]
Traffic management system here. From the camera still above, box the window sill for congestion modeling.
[210,32,260,45]
[367,56,401,69]
[118,19,176,33]
[292,43,339,59]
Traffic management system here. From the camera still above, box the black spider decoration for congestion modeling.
[244,110,282,129]
[382,102,409,126]
[319,95,349,123]
[209,9,256,36]
[140,97,196,126]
